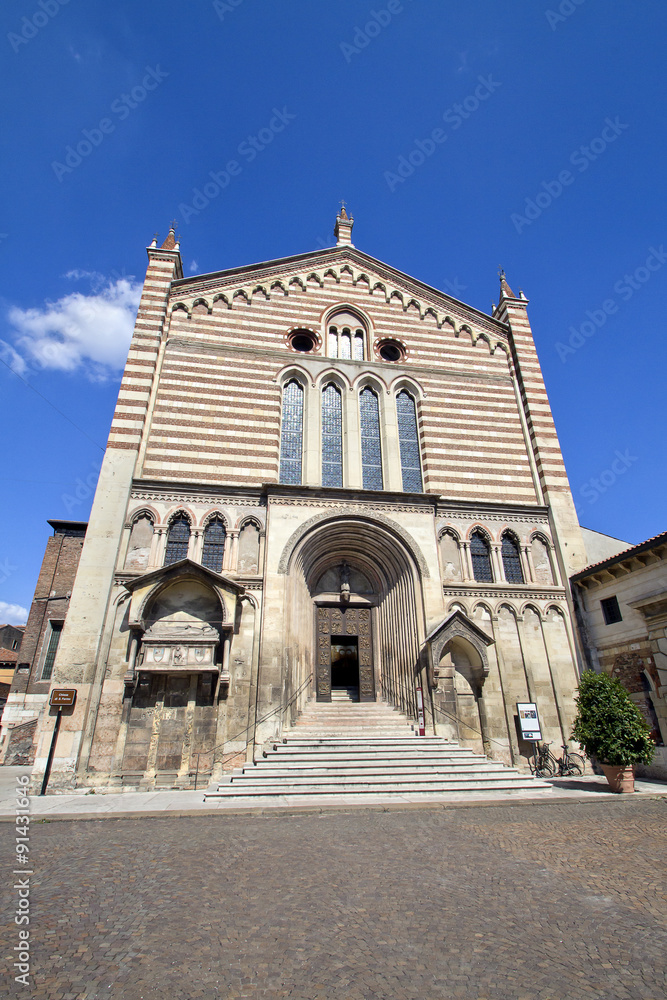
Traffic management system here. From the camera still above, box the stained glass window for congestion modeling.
[279,380,304,484]
[471,531,494,582]
[354,331,364,360]
[359,388,383,490]
[202,517,226,573]
[396,391,422,491]
[164,515,190,564]
[322,383,343,487]
[41,621,63,680]
[340,329,351,359]
[501,533,524,584]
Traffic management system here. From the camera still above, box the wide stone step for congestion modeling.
[239,764,509,779]
[269,751,488,765]
[273,736,460,754]
[207,778,548,798]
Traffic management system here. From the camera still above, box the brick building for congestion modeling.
[0,624,25,709]
[0,521,86,765]
[571,531,667,780]
[29,211,589,792]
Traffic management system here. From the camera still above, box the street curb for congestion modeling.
[3,790,666,823]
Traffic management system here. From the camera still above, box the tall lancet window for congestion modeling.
[359,388,383,490]
[396,391,422,491]
[202,517,226,574]
[321,383,343,487]
[164,515,190,564]
[353,331,364,360]
[501,533,524,584]
[279,380,304,485]
[470,530,494,583]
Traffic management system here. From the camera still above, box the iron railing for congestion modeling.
[191,672,313,790]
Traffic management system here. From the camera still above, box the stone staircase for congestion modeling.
[204,694,550,803]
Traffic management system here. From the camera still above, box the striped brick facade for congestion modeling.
[30,218,587,792]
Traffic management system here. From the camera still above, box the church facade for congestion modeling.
[30,211,588,791]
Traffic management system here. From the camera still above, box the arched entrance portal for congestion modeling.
[281,515,427,717]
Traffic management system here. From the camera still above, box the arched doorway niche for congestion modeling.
[436,637,489,753]
[426,609,495,754]
[281,515,427,718]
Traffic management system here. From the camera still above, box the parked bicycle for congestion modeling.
[530,741,585,778]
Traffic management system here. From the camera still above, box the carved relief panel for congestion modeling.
[315,606,374,702]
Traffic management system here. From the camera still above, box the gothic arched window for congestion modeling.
[359,388,383,490]
[501,533,524,584]
[396,391,422,491]
[279,380,304,485]
[470,530,493,582]
[202,517,226,574]
[322,383,343,487]
[164,515,190,565]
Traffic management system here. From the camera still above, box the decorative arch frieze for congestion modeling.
[169,255,510,356]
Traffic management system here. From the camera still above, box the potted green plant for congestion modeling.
[571,670,655,793]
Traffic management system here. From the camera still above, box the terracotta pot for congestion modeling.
[600,763,635,793]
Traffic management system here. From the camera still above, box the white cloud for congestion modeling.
[0,601,28,626]
[6,276,142,381]
[189,259,199,273]
[0,339,28,375]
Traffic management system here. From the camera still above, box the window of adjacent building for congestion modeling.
[601,595,622,625]
[41,620,63,681]
[164,515,190,564]
[359,388,383,490]
[279,380,304,485]
[470,531,494,582]
[201,517,226,574]
[501,533,524,584]
[322,383,343,487]
[396,390,422,491]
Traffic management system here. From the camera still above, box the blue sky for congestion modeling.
[1,0,665,621]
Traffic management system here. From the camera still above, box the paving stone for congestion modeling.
[0,800,665,999]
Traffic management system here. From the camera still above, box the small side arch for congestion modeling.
[201,509,230,531]
[316,369,352,392]
[389,375,424,400]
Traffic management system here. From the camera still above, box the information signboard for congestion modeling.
[49,688,77,708]
[516,702,542,741]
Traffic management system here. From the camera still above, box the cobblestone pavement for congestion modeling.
[2,799,666,1000]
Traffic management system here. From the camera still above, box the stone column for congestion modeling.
[344,386,362,488]
[383,391,403,492]
[491,544,503,583]
[461,542,474,581]
[523,544,536,583]
[303,380,320,486]
[190,528,204,562]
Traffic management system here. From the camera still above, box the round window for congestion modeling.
[377,340,404,362]
[289,331,316,353]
